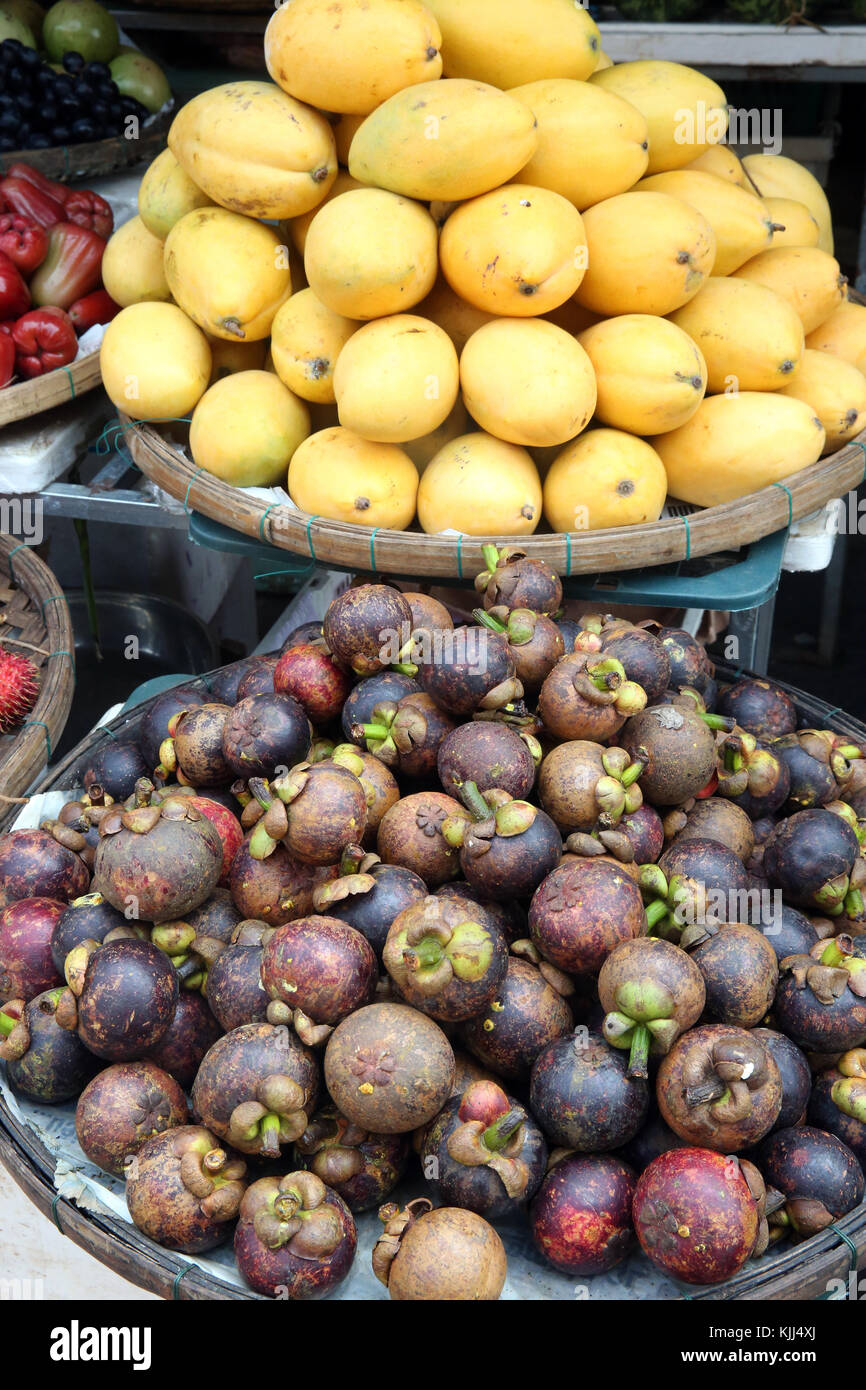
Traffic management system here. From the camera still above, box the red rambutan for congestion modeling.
[0,649,40,734]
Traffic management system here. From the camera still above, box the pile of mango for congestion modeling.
[99,0,866,536]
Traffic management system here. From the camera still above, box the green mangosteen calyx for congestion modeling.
[639,863,716,940]
[176,1135,247,1222]
[151,920,227,994]
[602,977,680,1077]
[227,1074,309,1156]
[313,845,379,911]
[717,732,786,802]
[782,935,866,1004]
[0,998,29,1061]
[682,1032,771,1127]
[445,1081,532,1199]
[351,698,433,768]
[246,1172,344,1255]
[442,781,538,857]
[398,909,493,996]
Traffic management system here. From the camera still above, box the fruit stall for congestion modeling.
[2,0,866,1312]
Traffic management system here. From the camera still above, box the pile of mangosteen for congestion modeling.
[2,551,866,1299]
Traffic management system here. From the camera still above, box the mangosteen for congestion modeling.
[459,945,574,1081]
[0,897,65,1002]
[685,922,778,1028]
[353,692,455,778]
[599,624,671,702]
[156,703,234,786]
[633,1149,766,1284]
[324,1002,455,1134]
[439,784,560,903]
[0,828,89,910]
[474,545,562,617]
[752,1027,811,1132]
[619,1107,687,1172]
[620,804,664,864]
[422,1079,547,1220]
[718,676,797,739]
[377,791,469,888]
[75,1061,189,1177]
[93,797,223,924]
[598,936,706,1077]
[283,620,324,648]
[50,893,130,976]
[474,606,564,693]
[244,761,367,867]
[530,1030,648,1150]
[373,1199,506,1300]
[125,1125,247,1253]
[274,642,351,727]
[531,1153,636,1276]
[261,916,377,1043]
[206,659,262,706]
[753,902,818,962]
[556,619,581,653]
[84,742,149,802]
[329,744,399,845]
[139,686,207,768]
[204,921,271,1032]
[656,1024,782,1151]
[529,858,645,976]
[807,1051,866,1167]
[382,894,508,1023]
[313,849,427,959]
[294,1106,409,1212]
[716,731,790,819]
[237,658,278,700]
[674,799,755,864]
[235,1171,356,1298]
[763,807,860,914]
[654,626,714,696]
[145,990,223,1091]
[436,883,526,944]
[620,705,722,806]
[0,989,100,1103]
[773,935,866,1052]
[418,627,522,718]
[229,837,336,927]
[641,837,750,940]
[192,1021,319,1158]
[539,653,646,743]
[324,584,414,677]
[757,1125,864,1240]
[437,723,537,804]
[538,740,645,836]
[221,693,311,781]
[341,672,420,744]
[57,937,179,1062]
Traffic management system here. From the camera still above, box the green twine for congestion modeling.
[172,1266,191,1300]
[6,542,27,584]
[259,503,279,541]
[681,514,691,561]
[828,1224,858,1275]
[455,532,463,580]
[50,1193,63,1231]
[369,527,380,571]
[23,719,51,758]
[183,468,205,516]
[60,366,75,399]
[565,531,572,577]
[41,594,67,612]
[772,481,793,527]
[305,515,320,560]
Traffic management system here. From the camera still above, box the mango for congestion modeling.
[459,317,597,447]
[733,247,846,335]
[101,215,170,307]
[265,0,442,115]
[348,79,538,202]
[590,60,728,175]
[304,188,437,320]
[207,337,267,383]
[575,191,715,317]
[190,371,310,486]
[653,392,825,506]
[288,171,365,257]
[764,197,819,250]
[544,429,668,531]
[333,313,459,442]
[776,349,866,455]
[683,145,748,187]
[439,184,586,317]
[289,427,418,529]
[806,299,866,376]
[635,170,773,275]
[100,303,211,421]
[577,314,707,433]
[168,81,337,221]
[509,78,649,211]
[270,290,359,405]
[138,148,215,241]
[425,0,600,86]
[415,275,497,354]
[164,208,292,342]
[333,113,366,167]
[403,397,472,473]
[418,432,542,535]
[742,153,833,254]
[669,277,804,394]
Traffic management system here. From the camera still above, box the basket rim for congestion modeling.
[0,106,174,183]
[0,351,102,429]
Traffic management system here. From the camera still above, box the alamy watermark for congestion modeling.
[675,101,783,156]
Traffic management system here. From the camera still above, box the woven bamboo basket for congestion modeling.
[0,661,864,1299]
[0,534,75,831]
[0,351,102,428]
[0,107,173,183]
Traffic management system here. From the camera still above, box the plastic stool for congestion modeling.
[188,511,314,590]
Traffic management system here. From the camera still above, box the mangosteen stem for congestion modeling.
[620,760,645,789]
[481,1108,524,1152]
[587,659,622,692]
[259,1113,282,1156]
[0,1012,15,1037]
[357,722,392,741]
[627,1024,651,1080]
[481,545,500,574]
[457,779,494,823]
[685,1078,729,1107]
[644,900,670,931]
[392,662,418,677]
[473,607,506,635]
[845,888,864,918]
[404,936,444,972]
[700,713,736,731]
[820,939,850,969]
[174,956,202,984]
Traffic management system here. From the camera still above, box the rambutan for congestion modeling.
[0,649,40,734]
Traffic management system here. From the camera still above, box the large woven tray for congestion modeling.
[0,352,103,428]
[0,107,173,184]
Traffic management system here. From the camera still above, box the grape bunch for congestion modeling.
[0,39,150,152]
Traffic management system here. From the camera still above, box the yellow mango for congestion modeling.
[289,427,418,529]
[333,314,459,442]
[668,277,804,394]
[264,0,442,115]
[652,392,825,506]
[304,188,437,320]
[459,317,596,447]
[348,79,538,202]
[806,299,866,375]
[207,337,267,383]
[439,184,586,317]
[590,61,728,174]
[333,113,366,167]
[137,148,215,240]
[403,397,472,473]
[415,275,497,354]
[168,81,337,221]
[733,247,846,335]
[635,170,773,275]
[741,153,833,254]
[417,432,542,535]
[577,314,707,433]
[425,0,600,86]
[764,197,819,249]
[776,349,866,455]
[190,370,310,486]
[100,303,211,421]
[164,208,292,342]
[544,429,667,531]
[101,215,171,308]
[509,78,649,211]
[575,191,715,317]
[682,145,748,187]
[270,289,359,405]
[287,171,366,257]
